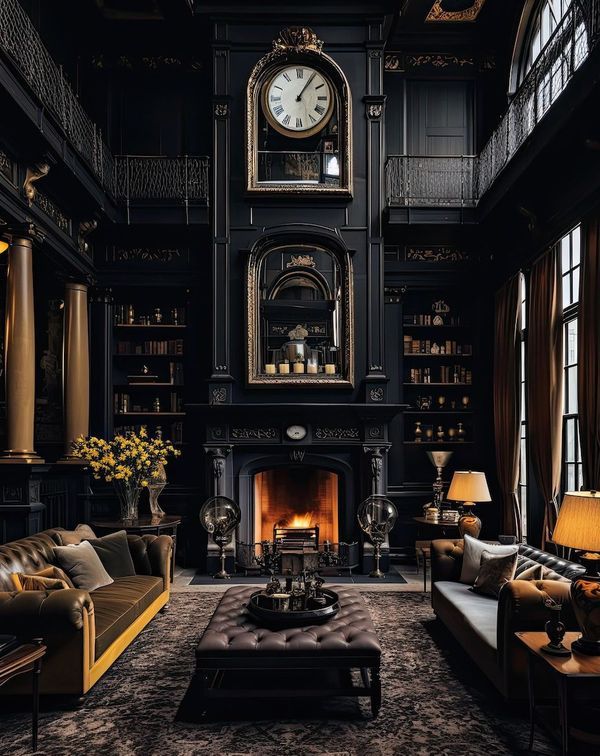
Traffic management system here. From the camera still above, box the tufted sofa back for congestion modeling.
[0,530,64,591]
[518,544,585,580]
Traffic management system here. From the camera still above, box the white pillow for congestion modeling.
[53,540,113,591]
[460,534,519,584]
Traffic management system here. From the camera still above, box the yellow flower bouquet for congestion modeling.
[71,427,181,520]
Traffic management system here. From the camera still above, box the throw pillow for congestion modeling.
[460,534,519,584]
[53,541,113,591]
[9,565,74,591]
[514,562,544,580]
[472,550,518,598]
[58,524,98,546]
[12,574,70,591]
[86,530,136,578]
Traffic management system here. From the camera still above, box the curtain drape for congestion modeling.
[578,213,600,490]
[528,246,563,548]
[493,273,522,539]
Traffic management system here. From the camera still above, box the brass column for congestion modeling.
[0,233,43,463]
[61,282,89,460]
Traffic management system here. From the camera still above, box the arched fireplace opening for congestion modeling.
[253,467,339,544]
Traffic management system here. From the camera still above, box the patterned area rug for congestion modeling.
[0,592,558,756]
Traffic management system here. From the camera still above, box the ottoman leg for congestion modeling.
[371,665,381,718]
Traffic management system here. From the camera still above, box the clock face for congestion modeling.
[286,425,307,441]
[263,65,334,138]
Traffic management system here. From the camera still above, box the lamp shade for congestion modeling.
[447,471,491,503]
[553,491,600,552]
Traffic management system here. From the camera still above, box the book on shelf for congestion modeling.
[404,336,472,356]
[113,423,184,444]
[116,339,184,356]
[168,361,184,385]
[403,314,462,326]
[114,304,186,326]
[409,365,472,384]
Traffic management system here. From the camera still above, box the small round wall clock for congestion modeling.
[262,65,334,138]
[286,425,307,441]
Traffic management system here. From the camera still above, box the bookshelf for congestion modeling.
[111,290,188,446]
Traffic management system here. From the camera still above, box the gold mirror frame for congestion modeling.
[246,241,354,387]
[246,28,353,196]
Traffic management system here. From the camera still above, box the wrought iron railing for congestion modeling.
[113,155,210,202]
[386,0,599,208]
[385,155,477,207]
[0,0,114,192]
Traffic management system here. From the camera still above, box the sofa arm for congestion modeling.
[143,534,173,591]
[497,579,576,698]
[431,539,464,583]
[0,588,93,637]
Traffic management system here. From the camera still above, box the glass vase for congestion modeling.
[115,483,141,522]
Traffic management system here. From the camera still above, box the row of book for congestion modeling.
[440,509,460,523]
[113,423,184,444]
[409,366,473,384]
[403,314,462,326]
[116,339,184,355]
[403,337,472,355]
[114,392,183,414]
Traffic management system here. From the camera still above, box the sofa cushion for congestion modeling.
[473,551,518,598]
[56,524,98,546]
[91,576,164,658]
[434,581,498,650]
[460,534,518,584]
[86,531,136,578]
[53,541,114,591]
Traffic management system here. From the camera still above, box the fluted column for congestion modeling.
[0,232,43,463]
[61,282,89,460]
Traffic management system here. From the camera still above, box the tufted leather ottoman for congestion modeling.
[195,585,382,716]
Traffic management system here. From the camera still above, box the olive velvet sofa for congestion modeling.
[0,528,172,697]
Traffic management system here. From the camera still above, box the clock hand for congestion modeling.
[296,72,317,102]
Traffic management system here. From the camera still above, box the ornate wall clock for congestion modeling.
[246,27,352,195]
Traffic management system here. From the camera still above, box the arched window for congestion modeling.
[510,0,588,93]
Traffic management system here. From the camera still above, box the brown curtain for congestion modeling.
[528,246,563,548]
[578,214,600,490]
[493,273,522,539]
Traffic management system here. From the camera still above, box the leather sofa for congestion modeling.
[431,539,584,700]
[0,528,172,697]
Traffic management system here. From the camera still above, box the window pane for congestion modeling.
[566,419,575,462]
[572,266,580,305]
[567,464,575,492]
[562,273,571,309]
[568,366,577,412]
[572,226,581,265]
[567,319,577,365]
[561,235,571,273]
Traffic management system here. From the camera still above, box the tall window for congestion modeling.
[518,273,528,537]
[561,225,583,493]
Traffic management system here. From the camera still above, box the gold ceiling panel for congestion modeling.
[426,0,486,22]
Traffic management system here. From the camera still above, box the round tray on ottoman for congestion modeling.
[246,588,340,628]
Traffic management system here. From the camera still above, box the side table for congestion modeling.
[516,631,600,755]
[91,515,182,582]
[0,640,46,751]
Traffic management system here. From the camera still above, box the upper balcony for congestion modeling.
[385,0,599,222]
[0,0,210,223]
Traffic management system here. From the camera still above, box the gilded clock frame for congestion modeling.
[261,65,335,139]
[246,27,353,196]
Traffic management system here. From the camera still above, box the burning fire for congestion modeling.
[284,512,315,528]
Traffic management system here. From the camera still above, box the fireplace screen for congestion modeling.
[254,468,339,544]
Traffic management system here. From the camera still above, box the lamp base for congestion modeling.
[213,570,231,580]
[458,505,481,539]
[570,574,600,655]
[369,568,386,579]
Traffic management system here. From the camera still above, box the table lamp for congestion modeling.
[552,490,600,655]
[447,470,491,538]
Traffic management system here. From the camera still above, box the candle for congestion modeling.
[325,364,336,375]
[279,362,290,374]
[293,362,305,374]
[307,363,318,374]
[265,364,276,374]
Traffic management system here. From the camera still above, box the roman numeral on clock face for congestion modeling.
[315,104,325,115]
[270,95,281,102]
[283,72,291,82]
[309,114,316,123]
[296,68,303,79]
[273,104,284,116]
[282,114,291,125]
[317,96,327,101]
[296,117,303,128]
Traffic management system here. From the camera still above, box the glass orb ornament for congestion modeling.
[199,496,241,579]
[357,495,398,578]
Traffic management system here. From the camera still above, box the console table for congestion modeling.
[91,515,181,581]
[0,640,46,751]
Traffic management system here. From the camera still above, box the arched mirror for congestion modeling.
[247,237,354,385]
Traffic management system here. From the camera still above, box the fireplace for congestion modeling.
[253,468,339,545]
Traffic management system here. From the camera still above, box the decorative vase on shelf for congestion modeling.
[115,483,141,522]
[542,602,571,656]
[414,421,423,443]
[148,463,167,518]
[457,423,466,442]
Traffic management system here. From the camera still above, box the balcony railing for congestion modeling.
[385,155,477,207]
[113,156,210,203]
[386,0,599,209]
[0,0,114,193]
